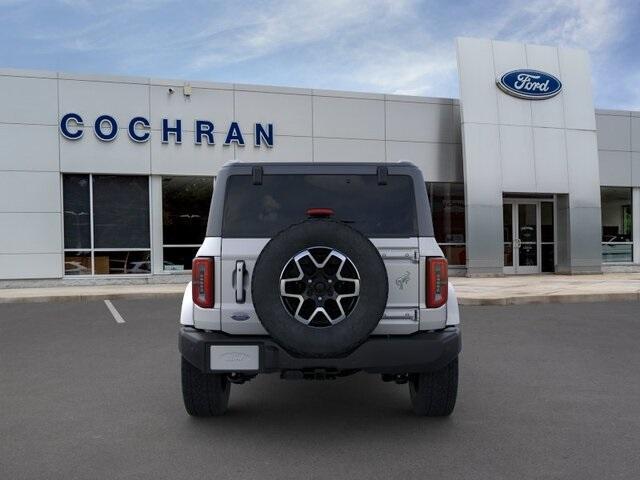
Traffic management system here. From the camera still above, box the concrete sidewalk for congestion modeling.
[1,273,639,305]
[452,273,640,305]
[0,283,186,304]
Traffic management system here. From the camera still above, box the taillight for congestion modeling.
[192,257,214,308]
[426,257,448,308]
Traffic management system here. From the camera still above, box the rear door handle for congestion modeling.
[235,261,245,303]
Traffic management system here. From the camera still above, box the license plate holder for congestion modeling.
[209,345,259,371]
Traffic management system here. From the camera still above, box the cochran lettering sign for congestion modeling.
[496,69,562,100]
[59,113,274,147]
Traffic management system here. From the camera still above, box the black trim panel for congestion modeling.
[179,326,461,375]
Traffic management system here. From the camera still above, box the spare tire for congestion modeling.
[252,219,388,358]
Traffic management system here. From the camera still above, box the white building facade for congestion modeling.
[0,37,639,283]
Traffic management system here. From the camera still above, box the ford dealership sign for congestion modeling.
[59,113,274,147]
[497,69,562,100]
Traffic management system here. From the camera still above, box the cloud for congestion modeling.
[182,0,629,100]
[186,0,413,70]
[184,0,460,96]
[58,0,172,14]
[0,0,636,108]
[620,69,640,110]
[342,0,628,99]
[491,0,623,50]
[338,45,458,97]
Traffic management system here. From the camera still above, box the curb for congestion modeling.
[457,292,640,306]
[0,291,638,305]
[0,291,184,305]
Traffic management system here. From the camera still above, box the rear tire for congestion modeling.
[181,357,230,417]
[408,357,458,416]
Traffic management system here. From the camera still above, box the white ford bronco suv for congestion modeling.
[179,162,461,416]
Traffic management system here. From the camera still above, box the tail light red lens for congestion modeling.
[426,257,448,308]
[192,257,214,308]
[306,207,335,218]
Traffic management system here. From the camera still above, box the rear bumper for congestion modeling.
[179,326,461,375]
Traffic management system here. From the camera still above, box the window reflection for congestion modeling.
[62,174,151,275]
[162,176,213,271]
[601,187,633,263]
[427,183,466,266]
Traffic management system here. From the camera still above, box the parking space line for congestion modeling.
[104,300,125,324]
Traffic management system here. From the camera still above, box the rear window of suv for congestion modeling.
[222,174,418,238]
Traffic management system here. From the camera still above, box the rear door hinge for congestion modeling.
[380,249,420,263]
[252,166,263,185]
[377,166,388,185]
[382,309,418,321]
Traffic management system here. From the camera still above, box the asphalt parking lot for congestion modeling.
[1,299,639,480]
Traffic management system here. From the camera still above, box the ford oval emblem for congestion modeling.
[497,69,562,100]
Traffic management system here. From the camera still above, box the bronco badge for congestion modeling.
[395,271,411,290]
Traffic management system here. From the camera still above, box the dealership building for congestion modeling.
[0,37,639,283]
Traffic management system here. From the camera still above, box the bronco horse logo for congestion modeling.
[395,271,411,290]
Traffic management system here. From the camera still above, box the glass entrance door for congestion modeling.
[516,203,539,273]
[503,201,541,274]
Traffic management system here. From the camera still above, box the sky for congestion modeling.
[0,0,639,109]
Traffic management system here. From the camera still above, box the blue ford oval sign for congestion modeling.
[497,69,562,100]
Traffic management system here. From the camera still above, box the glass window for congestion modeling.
[427,183,466,266]
[94,251,151,275]
[62,174,151,275]
[93,175,149,249]
[63,175,91,249]
[541,244,555,273]
[503,203,513,267]
[541,202,554,243]
[64,251,92,276]
[223,174,418,238]
[162,176,213,271]
[163,246,200,271]
[601,187,633,263]
[540,202,555,272]
[439,245,467,266]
